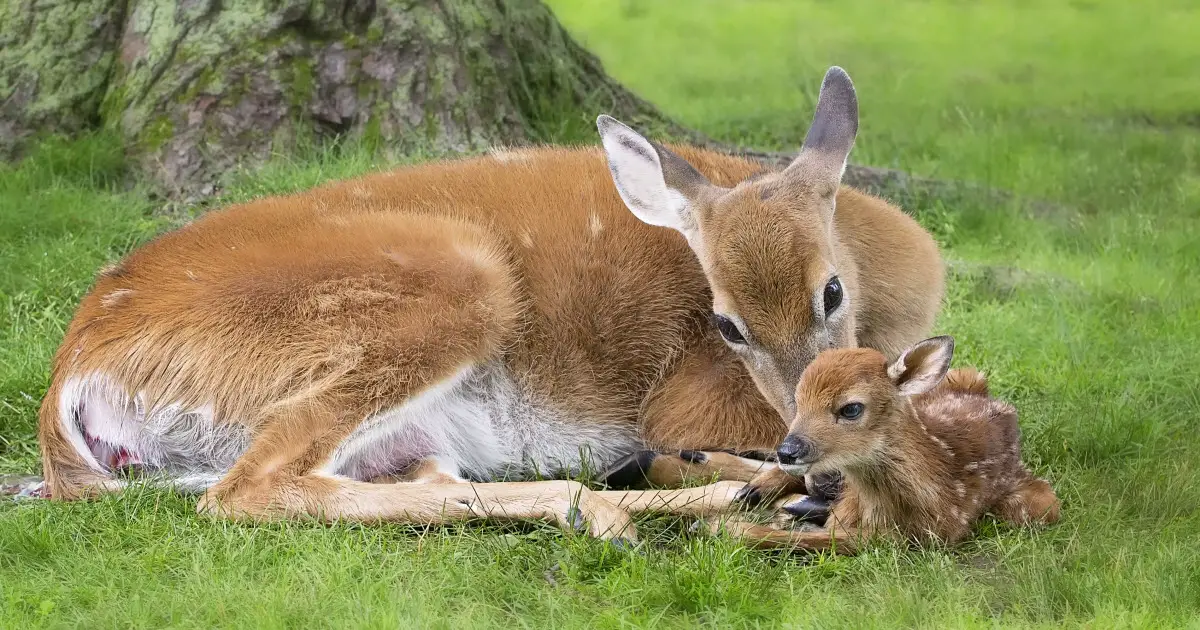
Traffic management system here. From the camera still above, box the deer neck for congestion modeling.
[844,402,953,529]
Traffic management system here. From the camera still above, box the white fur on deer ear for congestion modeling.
[596,115,714,239]
[785,66,859,190]
[888,336,955,397]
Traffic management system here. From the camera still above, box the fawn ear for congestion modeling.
[888,336,955,397]
[597,115,715,239]
[784,66,858,196]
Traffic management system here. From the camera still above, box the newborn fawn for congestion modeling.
[720,336,1060,552]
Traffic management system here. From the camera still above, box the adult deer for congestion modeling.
[37,67,942,539]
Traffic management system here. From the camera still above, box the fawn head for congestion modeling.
[775,336,955,477]
[597,67,861,419]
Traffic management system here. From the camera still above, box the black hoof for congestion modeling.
[599,450,658,489]
[734,484,765,507]
[806,471,844,502]
[782,496,831,525]
[735,449,778,462]
[677,450,708,464]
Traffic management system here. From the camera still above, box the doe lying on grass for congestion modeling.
[36,66,944,541]
[717,336,1060,552]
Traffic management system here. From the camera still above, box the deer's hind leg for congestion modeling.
[993,477,1061,526]
[199,388,637,540]
[192,215,635,534]
[203,469,636,540]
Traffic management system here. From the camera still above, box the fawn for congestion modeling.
[714,336,1061,552]
[36,67,943,540]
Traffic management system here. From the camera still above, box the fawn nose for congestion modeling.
[776,435,814,465]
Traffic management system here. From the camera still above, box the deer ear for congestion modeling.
[596,115,713,237]
[784,66,859,188]
[888,336,955,397]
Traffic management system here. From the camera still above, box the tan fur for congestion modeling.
[38,139,941,535]
[725,349,1060,552]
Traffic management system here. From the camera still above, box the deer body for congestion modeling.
[825,367,1058,544]
[731,340,1060,552]
[38,68,944,539]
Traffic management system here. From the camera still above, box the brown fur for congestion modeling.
[725,346,1060,551]
[38,141,941,535]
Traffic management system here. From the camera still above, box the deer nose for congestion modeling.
[776,434,814,465]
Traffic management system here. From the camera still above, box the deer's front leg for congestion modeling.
[599,449,777,489]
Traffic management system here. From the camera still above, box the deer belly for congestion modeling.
[319,364,643,482]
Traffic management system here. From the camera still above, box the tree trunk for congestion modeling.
[2,0,686,200]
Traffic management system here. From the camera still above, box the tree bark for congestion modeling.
[0,1,128,155]
[2,0,687,200]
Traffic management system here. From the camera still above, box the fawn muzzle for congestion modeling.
[776,434,818,475]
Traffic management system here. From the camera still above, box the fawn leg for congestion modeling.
[994,477,1060,526]
[702,517,859,554]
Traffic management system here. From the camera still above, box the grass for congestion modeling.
[2,0,1199,626]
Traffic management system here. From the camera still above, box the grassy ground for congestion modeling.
[2,0,1198,626]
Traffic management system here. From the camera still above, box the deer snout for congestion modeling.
[776,434,817,474]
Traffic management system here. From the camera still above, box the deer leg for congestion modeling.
[994,477,1061,526]
[599,449,778,489]
[595,480,806,518]
[200,383,635,540]
[370,456,466,485]
[735,466,808,506]
[200,474,636,540]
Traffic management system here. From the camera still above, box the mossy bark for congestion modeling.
[0,1,128,157]
[2,0,683,199]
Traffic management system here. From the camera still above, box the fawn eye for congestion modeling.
[711,314,746,344]
[837,403,864,421]
[823,277,843,316]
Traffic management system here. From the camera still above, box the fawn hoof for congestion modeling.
[677,450,708,464]
[599,450,658,489]
[782,496,831,525]
[805,471,844,502]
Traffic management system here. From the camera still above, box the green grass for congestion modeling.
[2,0,1199,626]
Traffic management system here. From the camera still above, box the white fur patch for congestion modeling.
[57,373,251,490]
[100,289,133,309]
[588,213,603,237]
[320,363,642,482]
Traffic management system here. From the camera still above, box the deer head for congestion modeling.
[598,67,861,419]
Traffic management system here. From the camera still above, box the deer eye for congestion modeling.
[823,277,843,316]
[837,402,864,420]
[711,314,746,345]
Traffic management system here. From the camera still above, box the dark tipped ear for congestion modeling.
[596,115,715,236]
[785,66,859,182]
[888,336,955,397]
